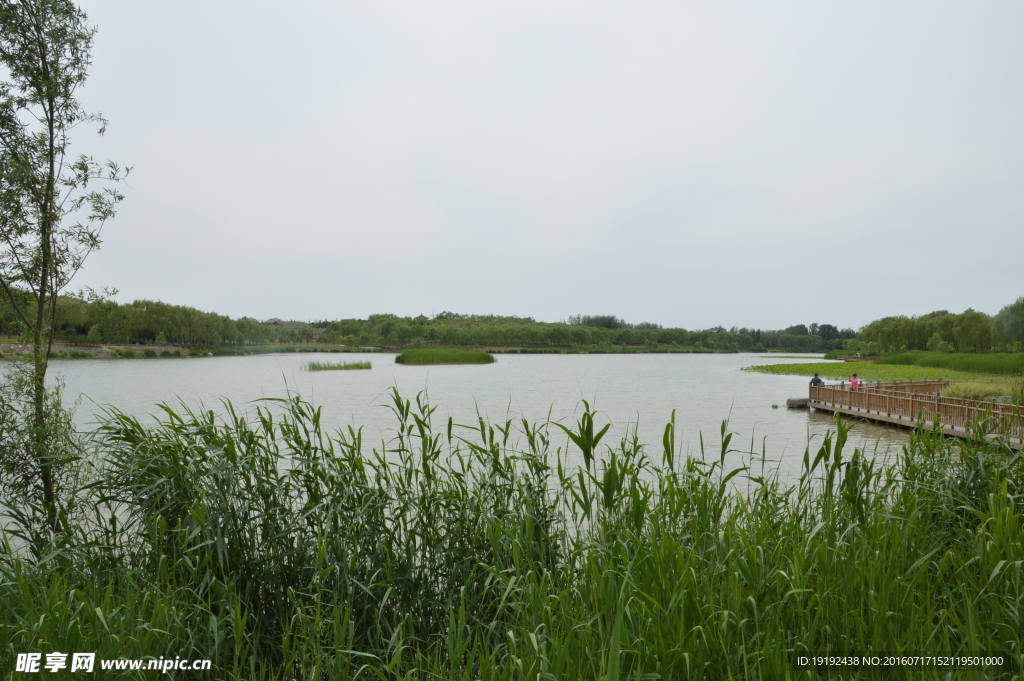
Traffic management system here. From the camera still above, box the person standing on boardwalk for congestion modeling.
[849,374,860,391]
[810,373,824,386]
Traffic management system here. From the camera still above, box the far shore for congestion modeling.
[0,341,811,360]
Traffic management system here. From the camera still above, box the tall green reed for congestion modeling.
[2,391,1023,679]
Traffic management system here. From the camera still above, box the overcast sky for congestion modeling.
[71,1,1024,329]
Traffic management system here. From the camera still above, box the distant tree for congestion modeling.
[0,0,126,530]
[860,316,917,353]
[783,324,808,336]
[994,296,1024,346]
[921,312,956,348]
[568,314,628,329]
[817,324,838,341]
[952,309,993,352]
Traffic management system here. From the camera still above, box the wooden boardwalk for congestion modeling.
[809,380,1024,447]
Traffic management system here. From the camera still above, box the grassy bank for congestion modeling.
[878,351,1024,375]
[395,348,496,365]
[305,360,371,371]
[2,395,1023,679]
[746,361,1023,383]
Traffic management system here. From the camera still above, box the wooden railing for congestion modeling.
[837,380,949,395]
[809,382,1024,441]
[865,380,949,395]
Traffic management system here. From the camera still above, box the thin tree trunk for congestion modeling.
[33,85,59,533]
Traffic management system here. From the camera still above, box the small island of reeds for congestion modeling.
[395,348,496,365]
[305,360,372,371]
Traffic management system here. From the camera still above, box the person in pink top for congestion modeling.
[849,374,860,391]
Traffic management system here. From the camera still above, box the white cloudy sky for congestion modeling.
[72,1,1023,329]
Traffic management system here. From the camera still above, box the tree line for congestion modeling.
[317,314,857,352]
[10,293,1022,356]
[852,297,1024,354]
[0,297,859,352]
[0,296,275,347]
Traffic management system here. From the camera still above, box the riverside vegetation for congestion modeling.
[2,392,1023,679]
[0,296,858,353]
[305,360,372,372]
[941,382,1024,405]
[750,350,1024,385]
[395,348,496,365]
[877,351,1024,375]
[745,362,1022,383]
[6,292,1024,358]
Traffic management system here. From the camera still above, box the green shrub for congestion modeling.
[114,349,136,358]
[143,349,157,357]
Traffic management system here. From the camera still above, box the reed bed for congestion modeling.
[879,351,1024,375]
[2,394,1023,679]
[305,360,372,371]
[942,381,1024,404]
[395,348,496,365]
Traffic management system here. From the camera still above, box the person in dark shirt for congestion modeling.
[809,373,824,385]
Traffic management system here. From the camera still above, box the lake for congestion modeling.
[35,351,907,477]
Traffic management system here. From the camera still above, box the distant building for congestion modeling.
[265,318,308,330]
[415,314,429,321]
[311,328,327,341]
[265,318,313,343]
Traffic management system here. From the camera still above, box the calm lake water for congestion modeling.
[35,352,907,478]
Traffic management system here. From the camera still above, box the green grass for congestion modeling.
[878,351,1024,375]
[2,394,1023,679]
[747,361,1024,383]
[395,348,496,365]
[941,381,1024,404]
[305,360,371,371]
